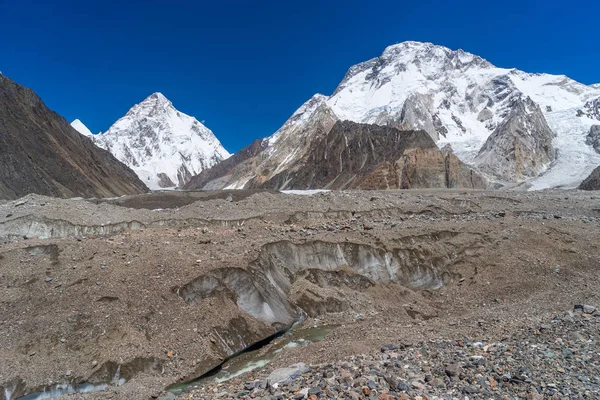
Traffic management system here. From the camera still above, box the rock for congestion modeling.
[431,377,446,388]
[44,277,53,282]
[526,393,544,400]
[381,344,398,352]
[582,97,600,120]
[397,93,439,141]
[445,363,462,377]
[578,165,600,190]
[244,381,258,390]
[475,96,555,181]
[0,75,148,200]
[267,363,310,386]
[463,385,480,394]
[363,223,375,231]
[586,125,600,153]
[574,304,597,314]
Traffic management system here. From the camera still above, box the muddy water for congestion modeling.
[166,325,335,397]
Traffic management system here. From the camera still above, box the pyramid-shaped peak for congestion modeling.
[142,92,172,105]
[125,92,175,118]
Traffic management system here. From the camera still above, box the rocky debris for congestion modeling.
[475,96,556,182]
[189,310,600,399]
[0,74,149,200]
[1,190,600,400]
[585,125,600,153]
[578,165,600,190]
[251,121,487,190]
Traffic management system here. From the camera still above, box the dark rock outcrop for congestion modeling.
[579,166,600,190]
[580,97,600,121]
[586,125,600,153]
[185,97,339,190]
[185,139,267,190]
[253,121,487,190]
[475,97,556,181]
[0,74,148,200]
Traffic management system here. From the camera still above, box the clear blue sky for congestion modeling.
[1,0,599,152]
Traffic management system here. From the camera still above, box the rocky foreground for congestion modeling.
[1,189,599,400]
[190,307,600,400]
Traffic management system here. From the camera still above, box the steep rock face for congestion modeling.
[586,125,600,153]
[253,121,487,190]
[579,166,600,190]
[185,139,267,190]
[0,74,148,200]
[188,41,600,190]
[185,94,339,190]
[475,97,556,182]
[91,93,230,189]
[396,93,440,141]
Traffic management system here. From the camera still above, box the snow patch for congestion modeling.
[71,119,94,136]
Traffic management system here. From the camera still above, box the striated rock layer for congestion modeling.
[0,74,148,200]
[253,121,487,190]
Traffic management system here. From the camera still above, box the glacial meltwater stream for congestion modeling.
[165,325,335,398]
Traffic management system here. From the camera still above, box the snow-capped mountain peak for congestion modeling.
[90,93,230,190]
[124,92,173,119]
[324,41,600,187]
[186,40,600,191]
[71,119,94,136]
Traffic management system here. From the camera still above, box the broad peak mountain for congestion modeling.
[186,41,600,190]
[91,93,230,190]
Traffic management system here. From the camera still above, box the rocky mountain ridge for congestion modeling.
[0,74,148,200]
[250,121,487,190]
